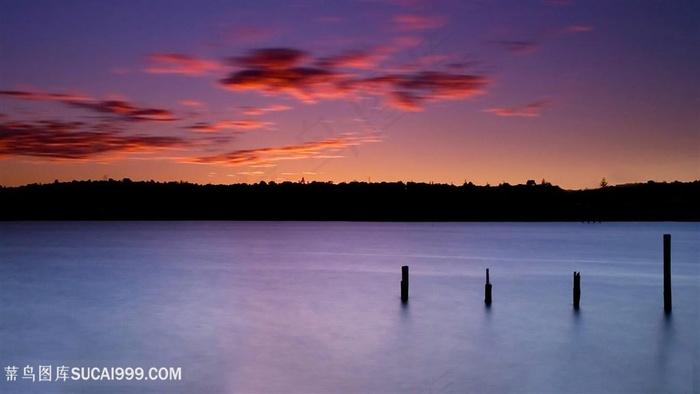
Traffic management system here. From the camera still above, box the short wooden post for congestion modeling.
[573,271,581,310]
[401,265,409,302]
[664,234,672,313]
[484,268,492,305]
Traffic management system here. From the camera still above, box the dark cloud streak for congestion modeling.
[0,119,185,160]
[1,89,178,122]
[70,100,178,122]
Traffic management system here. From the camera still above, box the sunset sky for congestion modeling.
[1,0,698,189]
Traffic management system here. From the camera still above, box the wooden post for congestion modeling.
[401,265,409,302]
[573,271,581,310]
[484,268,492,305]
[664,234,672,313]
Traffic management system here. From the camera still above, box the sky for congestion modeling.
[1,0,698,190]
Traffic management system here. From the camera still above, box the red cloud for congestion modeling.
[483,100,551,117]
[0,119,184,160]
[187,120,270,133]
[348,71,488,111]
[221,65,347,103]
[190,133,380,166]
[221,47,488,110]
[145,53,222,75]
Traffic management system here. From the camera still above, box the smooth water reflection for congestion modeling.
[0,222,698,393]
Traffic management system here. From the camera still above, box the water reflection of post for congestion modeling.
[573,271,581,310]
[401,265,409,302]
[484,268,492,306]
[663,234,672,313]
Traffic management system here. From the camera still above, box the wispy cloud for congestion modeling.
[394,14,448,31]
[223,26,279,43]
[187,119,270,132]
[0,89,91,102]
[316,16,342,23]
[1,89,178,122]
[564,25,593,33]
[240,104,291,116]
[494,40,538,54]
[345,72,488,111]
[544,0,572,5]
[145,53,222,75]
[180,100,205,108]
[393,36,423,49]
[189,132,380,166]
[0,119,185,160]
[483,100,551,117]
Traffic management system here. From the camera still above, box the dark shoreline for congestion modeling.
[1,179,698,221]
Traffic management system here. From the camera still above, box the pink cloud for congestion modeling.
[145,53,222,75]
[494,40,538,54]
[317,49,386,69]
[317,16,342,23]
[483,100,551,117]
[348,71,488,111]
[394,14,448,31]
[187,119,270,133]
[180,100,205,108]
[221,64,347,103]
[221,47,488,110]
[189,133,380,165]
[240,104,291,116]
[224,26,278,43]
[393,36,424,49]
[565,25,594,33]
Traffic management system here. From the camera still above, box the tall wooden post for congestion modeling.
[401,265,409,302]
[664,234,672,313]
[484,268,492,305]
[573,271,581,310]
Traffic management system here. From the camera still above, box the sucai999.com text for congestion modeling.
[4,365,181,383]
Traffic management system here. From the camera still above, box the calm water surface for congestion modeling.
[1,222,698,393]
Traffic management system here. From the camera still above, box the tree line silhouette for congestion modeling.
[0,179,697,221]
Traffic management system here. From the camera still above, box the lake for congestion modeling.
[1,222,698,393]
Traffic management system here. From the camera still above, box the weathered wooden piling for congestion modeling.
[664,234,672,313]
[573,271,581,310]
[401,265,409,302]
[484,268,492,305]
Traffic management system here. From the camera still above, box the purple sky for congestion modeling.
[1,0,698,189]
